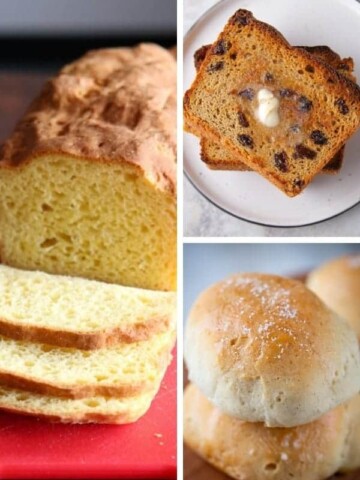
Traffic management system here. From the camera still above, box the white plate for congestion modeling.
[183,0,360,228]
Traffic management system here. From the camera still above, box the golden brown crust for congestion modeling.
[0,44,177,195]
[307,254,360,340]
[0,314,172,350]
[0,405,139,424]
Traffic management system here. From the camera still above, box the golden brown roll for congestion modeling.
[184,273,360,427]
[184,383,360,480]
[307,254,360,339]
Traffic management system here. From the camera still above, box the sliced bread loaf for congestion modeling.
[195,45,355,175]
[0,265,176,349]
[184,10,360,196]
[0,44,176,290]
[0,384,159,424]
[0,329,175,398]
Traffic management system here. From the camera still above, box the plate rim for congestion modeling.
[183,0,360,229]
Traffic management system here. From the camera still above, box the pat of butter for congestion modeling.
[256,88,280,127]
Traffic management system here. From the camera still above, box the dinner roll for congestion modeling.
[184,273,360,427]
[184,383,360,480]
[307,254,360,339]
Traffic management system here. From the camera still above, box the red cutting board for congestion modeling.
[0,348,176,480]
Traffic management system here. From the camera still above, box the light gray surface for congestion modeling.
[183,0,360,237]
[0,0,176,35]
[183,243,360,320]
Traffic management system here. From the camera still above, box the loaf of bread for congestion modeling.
[184,10,360,196]
[0,383,160,424]
[0,44,176,291]
[0,329,175,398]
[192,45,355,175]
[184,383,360,480]
[307,255,360,340]
[184,273,360,427]
[0,265,176,349]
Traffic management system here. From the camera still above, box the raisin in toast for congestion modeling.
[191,45,355,175]
[184,10,360,197]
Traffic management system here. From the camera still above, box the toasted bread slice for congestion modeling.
[184,10,360,196]
[192,45,355,175]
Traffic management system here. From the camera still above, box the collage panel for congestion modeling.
[0,1,177,479]
[0,0,360,479]
[184,243,360,480]
[183,0,360,237]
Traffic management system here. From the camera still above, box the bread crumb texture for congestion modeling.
[0,44,177,291]
[0,384,158,424]
[0,265,176,348]
[0,329,175,398]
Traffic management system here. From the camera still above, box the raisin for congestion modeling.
[238,88,255,100]
[298,96,313,112]
[237,111,249,127]
[279,89,295,98]
[264,72,274,83]
[335,98,349,115]
[305,65,315,73]
[293,144,317,159]
[213,40,231,55]
[237,134,254,148]
[289,124,300,133]
[274,152,288,172]
[230,10,250,26]
[230,53,237,60]
[338,63,350,71]
[310,130,328,145]
[293,179,305,189]
[207,62,224,72]
[194,46,209,69]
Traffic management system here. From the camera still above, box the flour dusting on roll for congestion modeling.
[185,273,360,427]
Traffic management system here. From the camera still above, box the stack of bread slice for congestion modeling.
[184,9,360,196]
[184,272,360,479]
[0,265,176,423]
[0,44,177,424]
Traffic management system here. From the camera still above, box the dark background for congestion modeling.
[0,0,176,70]
[0,0,176,142]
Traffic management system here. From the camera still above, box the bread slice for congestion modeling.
[0,265,176,350]
[194,45,355,175]
[0,44,176,291]
[0,329,175,399]
[0,384,160,424]
[184,10,360,196]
